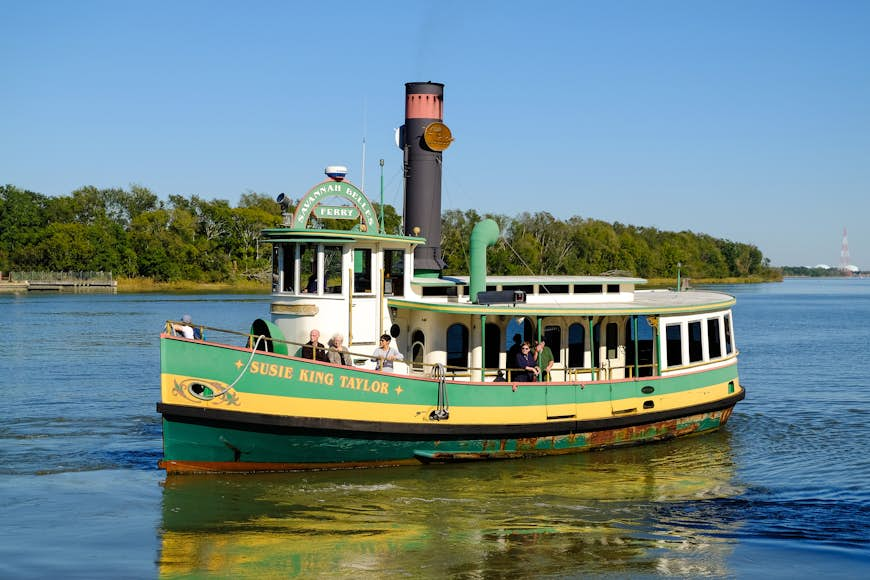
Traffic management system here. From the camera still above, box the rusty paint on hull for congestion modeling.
[414,407,732,463]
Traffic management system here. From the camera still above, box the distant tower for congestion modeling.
[840,227,852,276]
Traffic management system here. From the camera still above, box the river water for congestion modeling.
[1,279,869,578]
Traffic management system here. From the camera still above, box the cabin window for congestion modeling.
[384,249,404,296]
[485,322,501,370]
[543,325,561,363]
[626,316,655,377]
[568,323,585,368]
[301,243,318,294]
[606,284,619,294]
[688,320,703,363]
[411,330,425,372]
[666,323,682,367]
[575,285,603,294]
[502,284,534,294]
[353,248,372,294]
[422,286,451,296]
[605,322,618,359]
[324,246,343,294]
[591,323,601,368]
[707,318,722,359]
[724,314,734,354]
[446,323,469,371]
[539,285,569,294]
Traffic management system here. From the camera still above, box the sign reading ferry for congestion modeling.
[291,179,379,232]
[314,206,360,220]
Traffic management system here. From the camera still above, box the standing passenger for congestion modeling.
[515,341,539,382]
[535,339,554,381]
[373,334,403,370]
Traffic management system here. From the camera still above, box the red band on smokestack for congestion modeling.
[406,94,443,120]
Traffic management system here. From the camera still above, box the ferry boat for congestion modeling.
[157,82,745,473]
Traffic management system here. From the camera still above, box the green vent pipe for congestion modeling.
[470,219,500,303]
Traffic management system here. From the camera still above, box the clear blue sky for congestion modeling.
[2,1,869,268]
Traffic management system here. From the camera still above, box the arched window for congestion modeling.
[446,323,469,370]
[485,322,501,370]
[505,317,534,369]
[568,323,585,368]
[543,324,561,362]
[411,330,425,373]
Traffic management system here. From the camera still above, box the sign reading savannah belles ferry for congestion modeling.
[291,180,379,232]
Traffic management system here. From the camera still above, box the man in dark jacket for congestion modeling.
[301,329,329,362]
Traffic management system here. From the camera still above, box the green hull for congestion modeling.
[159,399,740,473]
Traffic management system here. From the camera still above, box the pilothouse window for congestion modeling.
[281,244,295,292]
[324,246,342,294]
[353,248,373,294]
[301,243,318,294]
[384,249,404,296]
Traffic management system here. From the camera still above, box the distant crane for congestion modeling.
[840,227,853,276]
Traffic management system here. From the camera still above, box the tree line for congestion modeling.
[0,184,780,283]
[441,209,779,281]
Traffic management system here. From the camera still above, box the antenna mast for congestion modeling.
[840,227,852,276]
[360,99,367,193]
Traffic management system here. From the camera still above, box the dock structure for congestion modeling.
[0,271,117,293]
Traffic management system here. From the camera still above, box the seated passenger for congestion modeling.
[301,329,329,362]
[328,333,353,366]
[172,314,195,339]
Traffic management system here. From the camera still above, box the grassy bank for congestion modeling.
[646,274,783,288]
[116,277,270,293]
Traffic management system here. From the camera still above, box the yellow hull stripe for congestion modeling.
[162,373,741,427]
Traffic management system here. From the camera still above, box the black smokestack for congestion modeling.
[401,81,448,275]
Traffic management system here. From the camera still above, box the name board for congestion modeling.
[291,180,379,232]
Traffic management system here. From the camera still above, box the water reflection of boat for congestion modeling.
[157,81,744,474]
[157,433,742,577]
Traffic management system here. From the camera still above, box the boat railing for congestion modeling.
[164,321,425,372]
[165,321,658,383]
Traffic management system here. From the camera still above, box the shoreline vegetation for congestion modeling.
[114,275,780,294]
[2,184,783,286]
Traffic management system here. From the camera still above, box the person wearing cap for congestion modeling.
[173,314,195,339]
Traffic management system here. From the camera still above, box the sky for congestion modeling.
[2,1,869,268]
